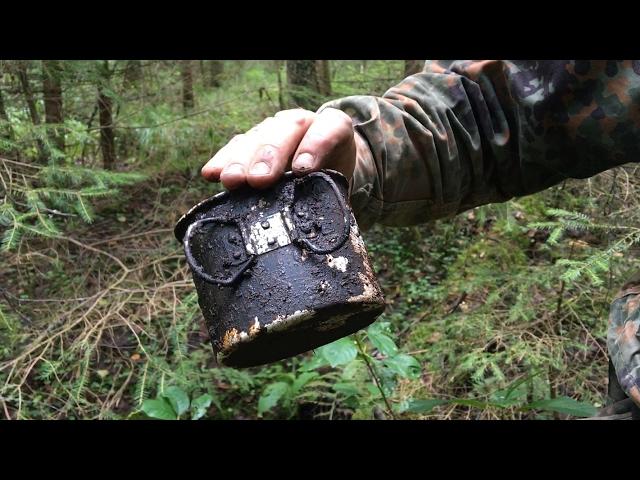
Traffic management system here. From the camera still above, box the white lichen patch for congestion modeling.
[222,328,240,350]
[348,225,383,304]
[221,317,260,351]
[249,317,261,336]
[348,272,378,303]
[326,254,348,272]
[268,309,315,333]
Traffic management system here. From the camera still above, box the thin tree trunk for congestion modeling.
[0,79,15,145]
[404,60,424,77]
[286,60,320,110]
[208,60,223,88]
[181,60,195,111]
[97,61,115,170]
[0,85,8,123]
[16,61,47,161]
[123,60,142,88]
[316,60,331,96]
[42,60,65,154]
[275,60,285,110]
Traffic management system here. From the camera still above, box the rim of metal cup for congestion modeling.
[173,169,348,242]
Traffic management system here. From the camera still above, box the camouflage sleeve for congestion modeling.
[319,60,640,230]
[608,277,640,407]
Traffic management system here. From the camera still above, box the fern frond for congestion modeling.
[1,224,22,251]
[74,196,94,223]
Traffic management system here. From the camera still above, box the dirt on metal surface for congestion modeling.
[175,170,385,368]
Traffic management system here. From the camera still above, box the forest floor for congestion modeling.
[2,161,637,420]
[1,61,639,420]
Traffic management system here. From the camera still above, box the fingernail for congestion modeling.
[249,161,271,175]
[294,153,315,170]
[223,163,245,176]
[201,168,216,180]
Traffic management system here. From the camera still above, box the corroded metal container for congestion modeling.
[174,170,385,368]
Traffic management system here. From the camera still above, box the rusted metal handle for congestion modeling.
[291,171,351,254]
[184,217,255,286]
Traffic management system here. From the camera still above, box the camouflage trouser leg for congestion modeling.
[607,276,640,410]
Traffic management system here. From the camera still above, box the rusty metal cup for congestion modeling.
[174,169,385,368]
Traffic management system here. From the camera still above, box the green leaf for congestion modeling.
[74,198,94,223]
[491,385,528,408]
[383,354,421,379]
[401,399,449,414]
[141,398,177,420]
[1,225,21,251]
[162,386,190,416]
[299,352,329,371]
[258,382,290,414]
[367,329,398,357]
[333,382,361,398]
[527,397,598,418]
[190,394,214,420]
[291,371,318,395]
[317,337,358,368]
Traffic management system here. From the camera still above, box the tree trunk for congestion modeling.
[181,60,195,111]
[0,85,8,123]
[42,60,65,154]
[275,61,285,110]
[123,60,142,88]
[316,60,331,96]
[0,72,15,148]
[286,60,320,110]
[208,60,223,88]
[97,61,115,170]
[404,60,424,77]
[16,61,47,161]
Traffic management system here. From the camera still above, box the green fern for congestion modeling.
[529,209,640,286]
[1,159,146,251]
[133,362,150,407]
[73,351,91,403]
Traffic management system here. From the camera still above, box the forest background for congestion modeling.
[1,59,637,420]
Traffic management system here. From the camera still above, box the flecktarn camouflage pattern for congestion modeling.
[320,60,640,415]
[608,281,640,407]
[320,60,640,230]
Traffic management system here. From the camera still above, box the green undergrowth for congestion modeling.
[1,61,637,420]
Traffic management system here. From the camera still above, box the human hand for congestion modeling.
[201,108,360,190]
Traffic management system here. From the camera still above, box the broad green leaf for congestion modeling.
[527,397,598,418]
[258,382,290,414]
[401,399,449,414]
[141,398,177,420]
[333,382,361,398]
[451,398,490,409]
[191,394,214,420]
[383,354,421,379]
[292,372,318,394]
[162,386,190,416]
[341,358,365,381]
[318,337,358,368]
[300,351,330,371]
[367,330,398,357]
[491,387,527,408]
